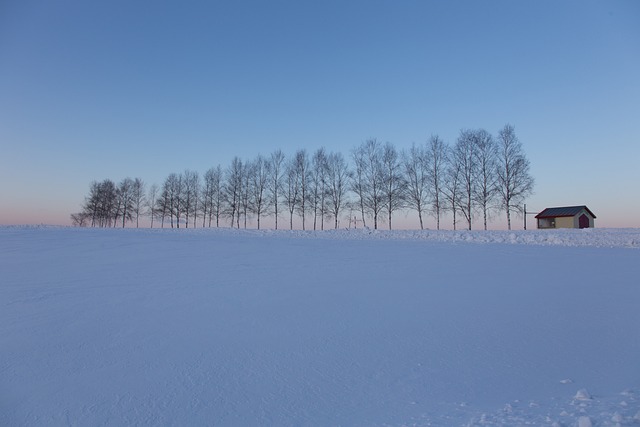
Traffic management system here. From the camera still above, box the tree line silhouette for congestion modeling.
[72,124,534,231]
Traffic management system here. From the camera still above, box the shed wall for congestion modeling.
[555,217,574,229]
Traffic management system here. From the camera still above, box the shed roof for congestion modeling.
[535,205,596,219]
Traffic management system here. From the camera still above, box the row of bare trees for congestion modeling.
[72,177,146,228]
[73,124,534,230]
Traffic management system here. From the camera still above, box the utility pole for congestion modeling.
[523,204,537,230]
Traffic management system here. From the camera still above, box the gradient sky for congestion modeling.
[1,0,639,229]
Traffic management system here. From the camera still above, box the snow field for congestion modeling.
[1,226,639,426]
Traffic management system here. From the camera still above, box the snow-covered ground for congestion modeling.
[1,226,639,426]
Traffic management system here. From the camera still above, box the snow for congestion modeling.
[1,226,639,426]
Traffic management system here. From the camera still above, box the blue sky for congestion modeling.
[1,0,639,228]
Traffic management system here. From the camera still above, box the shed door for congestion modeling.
[579,214,589,229]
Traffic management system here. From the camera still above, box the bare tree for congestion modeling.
[202,166,223,227]
[496,124,534,230]
[116,177,136,228]
[326,151,350,229]
[239,161,253,228]
[82,180,117,227]
[131,178,146,228]
[294,150,310,230]
[82,181,101,227]
[103,180,118,227]
[350,144,368,228]
[172,174,185,228]
[472,130,498,230]
[426,135,447,230]
[311,148,329,230]
[192,173,201,228]
[147,183,159,228]
[443,149,462,230]
[181,170,199,228]
[381,142,405,230]
[453,130,477,230]
[402,143,429,229]
[224,157,244,228]
[250,155,270,229]
[351,139,385,229]
[283,156,300,230]
[268,150,285,230]
[155,181,170,228]
[70,212,90,227]
[201,169,213,227]
[161,173,183,228]
[211,166,224,227]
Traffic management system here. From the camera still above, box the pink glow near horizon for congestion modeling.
[2,206,636,230]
